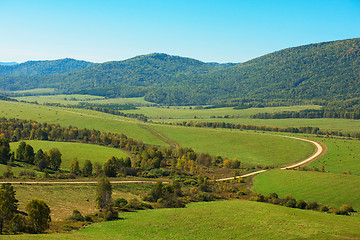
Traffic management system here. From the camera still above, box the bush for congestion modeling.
[340,204,355,213]
[104,207,118,221]
[84,215,93,222]
[320,206,329,212]
[295,200,307,209]
[114,198,128,208]
[306,202,319,210]
[18,170,36,178]
[285,199,297,208]
[69,209,84,221]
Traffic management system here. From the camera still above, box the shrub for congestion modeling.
[340,205,355,213]
[69,209,84,221]
[306,202,319,210]
[114,198,128,208]
[295,200,307,209]
[18,170,36,178]
[320,206,329,212]
[285,199,297,208]
[104,207,118,221]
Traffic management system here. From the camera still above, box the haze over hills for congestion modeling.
[0,62,18,66]
[0,38,359,105]
[0,58,96,76]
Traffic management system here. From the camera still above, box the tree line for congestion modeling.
[169,121,360,139]
[251,109,360,120]
[0,117,246,179]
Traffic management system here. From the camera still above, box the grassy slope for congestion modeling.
[124,105,322,119]
[8,200,360,240]
[14,95,152,106]
[9,140,129,170]
[0,100,167,146]
[157,117,360,134]
[252,169,360,210]
[12,184,151,221]
[0,100,316,167]
[308,137,360,175]
[149,125,314,167]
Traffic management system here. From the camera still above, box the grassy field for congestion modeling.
[157,117,360,134]
[307,137,360,175]
[15,94,105,105]
[124,105,322,119]
[149,125,315,167]
[7,200,360,239]
[5,88,56,95]
[0,100,167,146]
[252,169,360,210]
[15,95,153,106]
[0,100,317,167]
[11,184,152,221]
[9,140,129,171]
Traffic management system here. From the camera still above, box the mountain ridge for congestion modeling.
[0,38,359,105]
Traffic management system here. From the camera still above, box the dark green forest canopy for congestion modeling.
[0,38,359,105]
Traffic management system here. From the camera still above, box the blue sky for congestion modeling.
[0,0,359,63]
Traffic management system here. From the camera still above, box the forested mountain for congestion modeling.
[0,38,359,105]
[0,58,96,76]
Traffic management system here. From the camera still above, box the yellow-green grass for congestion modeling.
[12,184,146,221]
[308,137,360,175]
[6,88,56,95]
[15,95,154,106]
[7,200,360,240]
[158,117,360,134]
[124,105,321,119]
[0,100,167,146]
[15,94,105,105]
[149,125,315,167]
[252,169,360,210]
[9,140,129,171]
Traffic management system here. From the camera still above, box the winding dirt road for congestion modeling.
[216,136,324,182]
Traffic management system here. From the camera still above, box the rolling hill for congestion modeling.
[1,38,359,104]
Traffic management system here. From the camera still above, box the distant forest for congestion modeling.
[0,38,359,106]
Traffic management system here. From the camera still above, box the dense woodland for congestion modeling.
[1,38,359,106]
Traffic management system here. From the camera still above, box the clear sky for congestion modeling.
[1,0,359,63]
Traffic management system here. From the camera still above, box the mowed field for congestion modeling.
[7,200,360,240]
[0,100,167,146]
[308,137,360,175]
[15,95,152,106]
[0,100,316,167]
[252,169,360,210]
[9,140,129,170]
[149,125,315,167]
[123,105,322,119]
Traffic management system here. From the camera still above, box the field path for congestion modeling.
[216,136,324,181]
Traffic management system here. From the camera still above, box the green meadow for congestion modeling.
[11,184,148,221]
[7,200,360,240]
[308,137,360,175]
[15,95,153,106]
[252,169,360,210]
[149,125,314,167]
[6,88,56,95]
[0,100,167,146]
[15,94,105,105]
[0,100,317,167]
[157,117,360,134]
[124,105,322,119]
[9,140,129,171]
